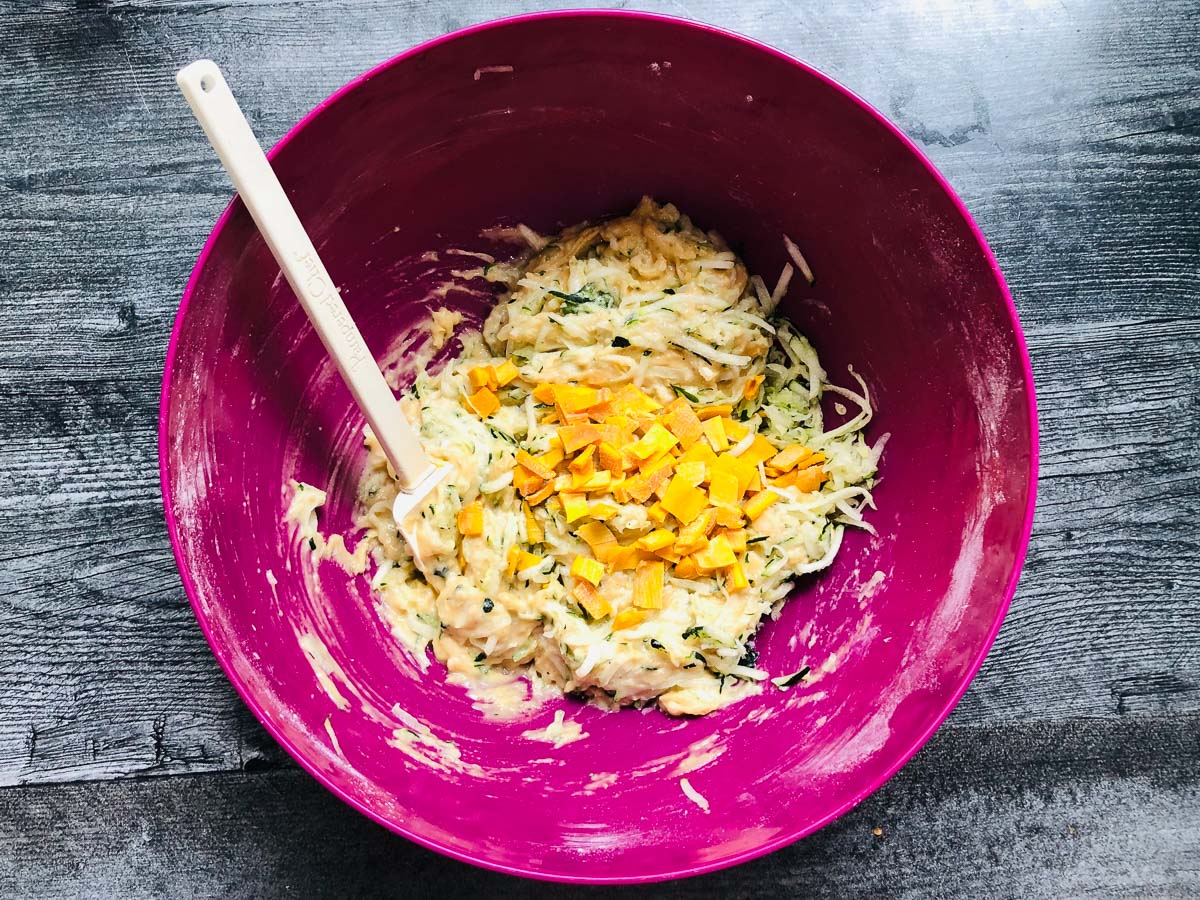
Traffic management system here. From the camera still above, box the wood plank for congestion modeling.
[0,0,1196,788]
[0,714,1196,897]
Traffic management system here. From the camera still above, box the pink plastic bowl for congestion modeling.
[160,10,1037,884]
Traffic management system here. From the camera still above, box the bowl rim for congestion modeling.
[159,7,1040,885]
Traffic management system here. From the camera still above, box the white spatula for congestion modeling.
[176,59,448,566]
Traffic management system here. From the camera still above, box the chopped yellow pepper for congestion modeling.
[522,502,543,543]
[636,529,676,552]
[561,493,590,522]
[660,475,709,524]
[494,359,520,387]
[463,387,500,417]
[744,489,781,520]
[612,608,647,630]
[633,560,665,609]
[695,534,736,571]
[572,580,612,619]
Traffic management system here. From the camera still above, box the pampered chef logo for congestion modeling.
[295,250,368,371]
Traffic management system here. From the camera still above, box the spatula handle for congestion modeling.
[176,59,432,490]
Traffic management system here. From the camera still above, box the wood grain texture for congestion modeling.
[0,0,1197,892]
[1,714,1197,898]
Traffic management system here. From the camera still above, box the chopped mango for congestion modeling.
[532,383,558,404]
[588,501,619,521]
[738,435,780,467]
[674,557,700,579]
[612,608,647,630]
[572,580,612,619]
[573,470,613,492]
[675,508,718,555]
[552,384,600,413]
[597,441,625,475]
[512,466,545,497]
[535,445,566,471]
[514,550,544,573]
[696,404,733,421]
[633,560,665,609]
[789,465,829,493]
[708,469,740,508]
[516,449,556,480]
[561,493,590,522]
[525,479,556,506]
[570,555,605,587]
[636,529,676,552]
[727,559,750,591]
[576,521,616,552]
[703,416,729,452]
[677,440,718,468]
[468,365,498,391]
[647,501,668,523]
[663,401,705,449]
[675,460,706,487]
[722,417,749,441]
[505,546,522,577]
[568,444,595,475]
[629,423,679,460]
[722,529,748,553]
[463,387,500,417]
[457,501,484,536]
[611,384,661,416]
[769,444,813,473]
[661,475,710,524]
[494,359,520,387]
[695,534,736,571]
[522,502,543,543]
[711,453,756,496]
[744,489,781,520]
[606,545,642,571]
[743,374,764,398]
[558,424,601,453]
[714,505,745,528]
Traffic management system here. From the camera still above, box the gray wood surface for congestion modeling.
[1,0,1197,895]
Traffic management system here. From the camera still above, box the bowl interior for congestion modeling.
[162,12,1035,882]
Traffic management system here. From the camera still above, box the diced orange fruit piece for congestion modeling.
[457,501,484,536]
[674,460,706,488]
[663,402,705,450]
[573,470,612,492]
[570,555,605,586]
[674,557,699,579]
[558,424,601,453]
[769,444,813,473]
[512,466,544,497]
[660,475,709,524]
[532,383,558,404]
[647,501,667,523]
[552,384,600,413]
[561,493,590,522]
[696,404,733,421]
[722,417,749,441]
[703,416,729,452]
[611,384,661,416]
[468,366,498,391]
[572,580,612,619]
[675,508,718,555]
[568,444,595,475]
[516,449,555,480]
[727,559,750,591]
[463,387,500,417]
[612,608,647,630]
[525,479,556,506]
[597,441,625,475]
[695,534,736,571]
[714,505,745,528]
[511,550,544,575]
[789,465,829,493]
[744,489,781,520]
[629,423,678,460]
[494,359,520,387]
[633,561,665,609]
[606,546,642,571]
[743,374,764,398]
[739,435,780,467]
[636,529,676,552]
[505,546,522,577]
[708,469,740,508]
[678,440,718,469]
[522,502,543,543]
[589,501,619,521]
[576,520,616,552]
[722,529,747,553]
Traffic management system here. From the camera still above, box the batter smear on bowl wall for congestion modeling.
[291,197,884,716]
